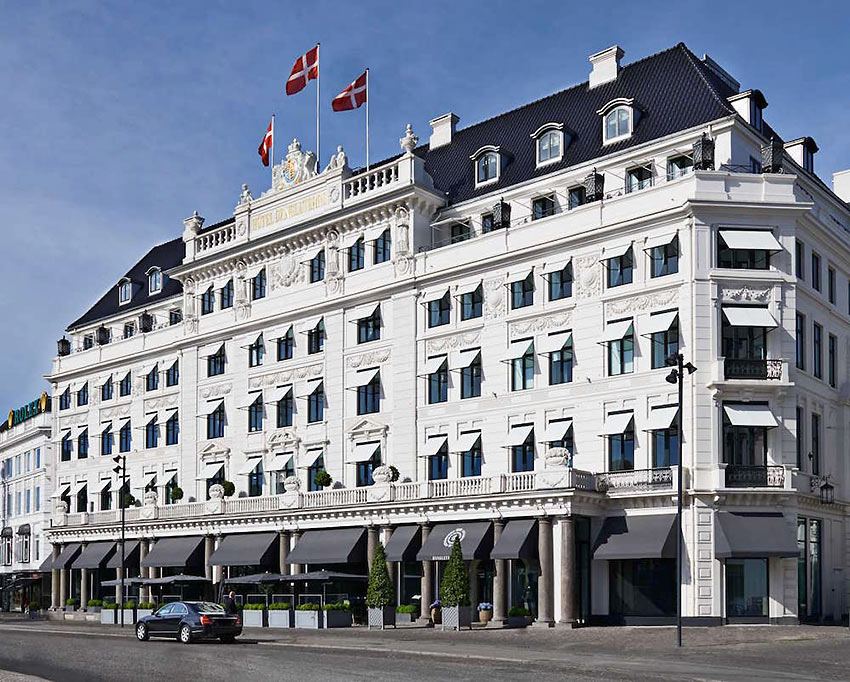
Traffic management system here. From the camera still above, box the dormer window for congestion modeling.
[598,99,636,144]
[118,279,132,305]
[147,268,163,295]
[532,124,566,167]
[471,147,501,187]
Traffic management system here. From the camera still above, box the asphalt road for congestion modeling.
[0,623,847,682]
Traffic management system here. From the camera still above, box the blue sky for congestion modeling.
[0,0,847,408]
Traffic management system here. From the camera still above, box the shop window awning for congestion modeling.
[209,532,279,567]
[422,436,448,458]
[643,311,678,335]
[450,348,480,369]
[452,432,481,453]
[238,457,262,476]
[722,307,778,328]
[106,540,140,569]
[268,454,294,472]
[286,528,366,566]
[504,425,534,447]
[537,332,572,354]
[600,320,633,343]
[141,536,205,569]
[72,541,116,570]
[491,519,538,560]
[384,525,422,562]
[645,406,679,431]
[723,404,778,428]
[349,441,381,463]
[420,355,447,376]
[714,512,798,558]
[53,543,83,570]
[719,229,782,252]
[600,412,634,436]
[541,420,572,442]
[416,522,493,561]
[503,340,534,361]
[593,514,677,560]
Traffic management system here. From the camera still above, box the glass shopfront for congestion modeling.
[609,558,675,617]
[725,558,768,621]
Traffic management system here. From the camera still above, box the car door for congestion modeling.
[148,603,174,634]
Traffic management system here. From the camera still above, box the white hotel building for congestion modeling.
[41,43,850,626]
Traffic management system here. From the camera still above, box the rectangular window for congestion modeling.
[795,240,805,279]
[427,360,448,404]
[511,346,534,391]
[348,238,365,272]
[666,155,693,180]
[207,346,226,377]
[248,394,263,432]
[811,253,821,291]
[651,317,679,369]
[145,418,158,449]
[510,273,534,309]
[428,442,449,481]
[307,383,324,423]
[607,248,633,287]
[248,335,264,368]
[310,250,325,283]
[460,353,482,399]
[650,237,679,278]
[357,376,381,415]
[373,229,391,264]
[608,323,635,376]
[460,285,483,320]
[220,279,234,309]
[277,327,294,361]
[166,361,179,387]
[811,413,820,475]
[548,264,573,301]
[828,334,836,388]
[549,337,573,385]
[813,322,822,379]
[531,195,556,220]
[357,309,381,344]
[625,165,652,193]
[206,403,225,439]
[276,391,294,428]
[307,320,325,354]
[796,313,806,370]
[166,413,179,446]
[427,293,451,327]
[119,422,131,452]
[201,287,215,315]
[252,268,266,299]
[101,377,113,401]
[461,436,482,477]
[568,185,586,209]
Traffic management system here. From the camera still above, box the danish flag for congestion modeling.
[332,70,368,111]
[257,116,273,167]
[286,45,319,96]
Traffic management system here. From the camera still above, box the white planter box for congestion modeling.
[368,606,396,629]
[268,610,292,628]
[242,609,266,627]
[294,610,323,629]
[324,610,351,628]
[441,606,473,630]
[100,610,116,625]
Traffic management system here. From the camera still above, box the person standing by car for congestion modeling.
[222,591,238,615]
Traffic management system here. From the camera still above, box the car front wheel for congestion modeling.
[178,624,192,644]
[136,623,149,642]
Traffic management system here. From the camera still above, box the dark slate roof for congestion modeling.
[67,238,185,331]
[413,43,736,205]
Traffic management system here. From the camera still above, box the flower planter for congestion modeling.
[136,609,153,620]
[478,609,493,625]
[441,605,472,631]
[367,606,396,629]
[294,610,323,629]
[394,611,415,625]
[241,609,266,628]
[268,609,292,628]
[324,610,351,628]
[100,609,117,625]
[506,616,531,628]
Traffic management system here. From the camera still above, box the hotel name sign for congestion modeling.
[7,392,49,428]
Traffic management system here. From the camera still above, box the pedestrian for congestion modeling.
[222,590,238,615]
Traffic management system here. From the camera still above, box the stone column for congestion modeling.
[204,535,214,581]
[279,530,290,575]
[366,525,379,568]
[417,524,432,624]
[139,539,149,603]
[491,520,507,627]
[80,567,89,610]
[50,543,60,610]
[290,531,302,574]
[558,516,576,627]
[534,516,554,627]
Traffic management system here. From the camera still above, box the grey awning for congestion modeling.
[593,515,677,560]
[384,526,421,562]
[141,536,205,569]
[286,528,366,566]
[209,532,279,567]
[490,520,538,560]
[106,540,140,569]
[53,543,82,569]
[72,541,116,570]
[416,522,493,561]
[715,512,798,558]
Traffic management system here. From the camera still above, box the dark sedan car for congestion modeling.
[135,601,242,644]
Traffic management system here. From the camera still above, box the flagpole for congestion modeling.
[365,68,370,171]
[270,114,275,184]
[316,43,320,166]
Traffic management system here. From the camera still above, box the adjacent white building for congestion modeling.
[40,43,850,626]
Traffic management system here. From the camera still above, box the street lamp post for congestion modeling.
[112,455,127,628]
[666,353,696,648]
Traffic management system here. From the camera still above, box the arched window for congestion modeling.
[475,151,499,185]
[604,106,632,142]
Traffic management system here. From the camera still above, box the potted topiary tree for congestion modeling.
[101,601,117,625]
[322,601,351,628]
[366,542,395,629]
[294,602,323,629]
[268,602,292,628]
[439,537,471,630]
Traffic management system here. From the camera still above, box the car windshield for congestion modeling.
[191,602,226,614]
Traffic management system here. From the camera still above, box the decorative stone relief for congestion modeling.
[719,284,772,303]
[426,331,481,354]
[346,348,391,369]
[200,383,232,399]
[605,288,679,317]
[509,311,573,337]
[247,364,323,390]
[483,278,505,320]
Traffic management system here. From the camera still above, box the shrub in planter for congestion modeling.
[241,602,267,627]
[477,602,493,625]
[366,542,396,629]
[313,471,332,488]
[294,602,322,629]
[322,601,351,628]
[439,537,471,630]
[507,605,532,628]
[268,602,292,629]
[220,480,235,497]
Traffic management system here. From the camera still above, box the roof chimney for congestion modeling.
[588,46,624,89]
[429,113,459,149]
[784,137,818,173]
[833,169,850,203]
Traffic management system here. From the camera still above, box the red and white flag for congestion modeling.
[332,70,367,111]
[286,45,319,96]
[258,116,273,167]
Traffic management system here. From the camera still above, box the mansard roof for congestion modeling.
[67,238,184,331]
